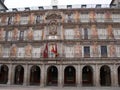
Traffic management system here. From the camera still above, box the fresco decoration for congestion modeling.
[74,26,80,39]
[105,11,112,21]
[91,25,98,39]
[29,13,35,24]
[89,11,96,22]
[0,45,3,56]
[92,42,98,57]
[14,14,20,24]
[107,25,114,39]
[0,28,4,41]
[10,44,17,57]
[12,28,19,40]
[1,15,6,25]
[109,45,116,57]
[27,27,33,40]
[74,43,82,57]
[25,44,32,57]
[49,20,57,35]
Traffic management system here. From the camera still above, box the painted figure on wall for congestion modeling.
[107,25,114,39]
[74,43,82,57]
[14,14,20,24]
[12,28,19,40]
[25,44,32,57]
[105,11,112,20]
[91,25,98,39]
[1,15,6,25]
[92,42,98,57]
[29,13,34,24]
[0,28,4,41]
[89,11,96,22]
[49,20,57,35]
[74,26,80,39]
[27,27,33,40]
[10,44,17,57]
[0,45,3,56]
[109,45,116,57]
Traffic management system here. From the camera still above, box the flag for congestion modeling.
[43,43,48,58]
[51,44,58,57]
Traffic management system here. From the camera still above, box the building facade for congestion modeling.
[0,3,120,87]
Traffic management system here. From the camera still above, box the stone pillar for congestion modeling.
[23,64,28,86]
[95,65,100,86]
[40,64,45,87]
[11,65,15,84]
[7,64,12,85]
[77,65,81,87]
[111,65,115,86]
[58,65,63,87]
[112,64,118,87]
[27,65,30,85]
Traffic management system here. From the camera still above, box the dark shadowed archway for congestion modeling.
[47,66,58,86]
[100,65,111,86]
[14,65,24,85]
[0,65,8,84]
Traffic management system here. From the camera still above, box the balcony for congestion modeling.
[0,52,119,61]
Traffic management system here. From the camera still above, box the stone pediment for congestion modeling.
[45,11,62,20]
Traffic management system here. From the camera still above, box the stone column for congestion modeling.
[77,65,81,87]
[7,64,12,85]
[95,65,100,86]
[58,65,63,87]
[23,64,28,86]
[27,65,30,85]
[40,64,45,87]
[112,64,118,87]
[11,65,15,84]
[111,65,115,86]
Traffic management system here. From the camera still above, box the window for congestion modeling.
[17,47,25,58]
[84,46,90,57]
[33,30,42,40]
[3,47,10,58]
[65,29,74,39]
[81,5,86,8]
[20,16,28,24]
[116,45,120,57]
[36,15,43,23]
[8,17,13,25]
[19,31,24,40]
[65,46,74,58]
[32,47,41,58]
[101,46,107,57]
[98,28,107,39]
[113,28,120,39]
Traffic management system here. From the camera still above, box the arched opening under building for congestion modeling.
[0,65,8,84]
[118,66,120,86]
[47,66,58,86]
[30,65,40,85]
[100,65,111,86]
[64,66,76,86]
[82,66,93,86]
[14,65,24,85]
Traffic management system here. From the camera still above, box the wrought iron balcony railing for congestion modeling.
[0,52,119,60]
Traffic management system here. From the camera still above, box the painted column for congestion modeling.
[23,64,28,86]
[111,65,115,86]
[7,64,12,85]
[11,65,15,84]
[113,64,118,86]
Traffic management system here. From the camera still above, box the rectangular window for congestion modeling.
[19,31,24,40]
[101,46,107,57]
[20,16,28,24]
[84,46,90,57]
[84,28,88,39]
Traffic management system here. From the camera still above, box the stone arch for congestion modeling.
[14,65,24,85]
[30,65,41,85]
[0,64,9,84]
[100,65,111,86]
[47,66,58,86]
[82,65,93,86]
[118,66,120,86]
[64,66,76,85]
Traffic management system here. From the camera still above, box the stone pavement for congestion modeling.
[0,86,120,90]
